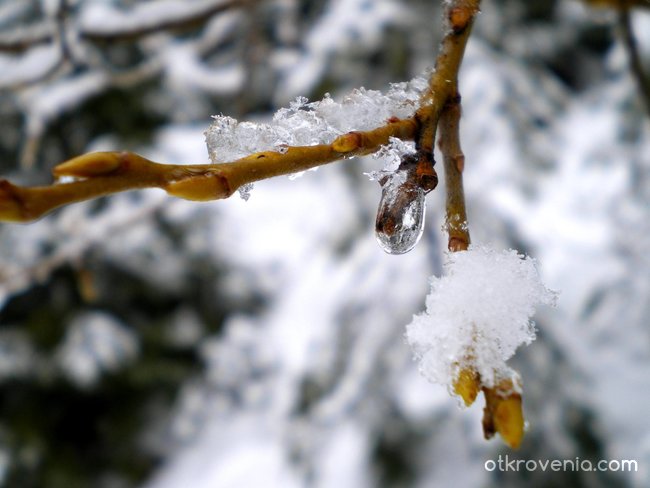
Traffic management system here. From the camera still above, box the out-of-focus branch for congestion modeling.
[0,119,416,223]
[581,0,650,115]
[581,0,650,9]
[0,0,248,81]
[617,2,650,117]
[79,0,249,43]
[0,0,248,50]
[0,23,53,53]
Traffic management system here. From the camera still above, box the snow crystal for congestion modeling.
[405,245,557,389]
[366,136,416,181]
[204,77,427,164]
[237,182,254,201]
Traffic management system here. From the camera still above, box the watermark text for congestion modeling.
[484,455,638,473]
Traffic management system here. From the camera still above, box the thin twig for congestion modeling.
[437,93,470,252]
[415,0,481,156]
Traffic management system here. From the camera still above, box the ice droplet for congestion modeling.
[375,172,426,254]
[238,183,254,201]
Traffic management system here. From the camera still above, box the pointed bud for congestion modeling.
[53,152,122,178]
[165,173,231,201]
[453,368,480,407]
[493,393,524,449]
[482,379,525,449]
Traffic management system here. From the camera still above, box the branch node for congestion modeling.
[448,236,469,252]
[415,150,438,193]
[455,154,465,173]
[164,172,231,201]
[449,6,473,34]
[332,132,363,153]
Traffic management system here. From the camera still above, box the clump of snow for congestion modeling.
[406,245,557,390]
[204,77,427,164]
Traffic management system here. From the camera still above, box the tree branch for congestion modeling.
[404,0,479,249]
[0,119,416,222]
[79,0,250,43]
[418,0,478,250]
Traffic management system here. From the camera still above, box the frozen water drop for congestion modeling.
[238,183,254,201]
[375,173,426,254]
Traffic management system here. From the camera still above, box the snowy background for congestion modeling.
[1,0,650,487]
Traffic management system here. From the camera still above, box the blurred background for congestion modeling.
[0,0,649,486]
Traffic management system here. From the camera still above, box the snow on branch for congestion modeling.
[206,79,427,163]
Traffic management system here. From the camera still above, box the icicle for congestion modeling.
[375,169,426,254]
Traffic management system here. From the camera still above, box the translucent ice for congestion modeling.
[238,183,254,201]
[375,170,426,255]
[366,137,416,181]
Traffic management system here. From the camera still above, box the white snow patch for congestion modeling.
[406,245,557,388]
